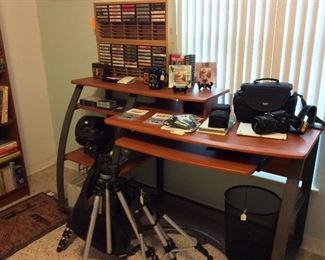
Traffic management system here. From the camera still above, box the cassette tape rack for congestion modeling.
[94,0,168,78]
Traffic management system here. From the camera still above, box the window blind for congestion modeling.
[175,0,325,119]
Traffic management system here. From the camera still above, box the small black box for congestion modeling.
[208,110,230,128]
[211,104,231,113]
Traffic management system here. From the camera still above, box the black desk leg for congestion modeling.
[156,158,164,199]
[271,159,303,260]
[292,140,319,250]
[57,85,83,212]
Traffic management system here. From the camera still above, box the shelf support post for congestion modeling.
[57,84,83,212]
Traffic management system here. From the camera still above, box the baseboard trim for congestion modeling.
[302,235,325,256]
[28,160,56,176]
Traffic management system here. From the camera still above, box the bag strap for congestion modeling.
[291,93,325,134]
[253,78,279,84]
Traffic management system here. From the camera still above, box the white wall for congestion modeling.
[0,0,56,175]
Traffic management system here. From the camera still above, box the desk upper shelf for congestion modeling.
[71,77,229,103]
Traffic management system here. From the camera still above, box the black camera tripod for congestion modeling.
[57,153,213,259]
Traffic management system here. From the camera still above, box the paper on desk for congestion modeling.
[117,108,149,120]
[236,122,287,140]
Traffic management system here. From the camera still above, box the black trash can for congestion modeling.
[224,185,282,260]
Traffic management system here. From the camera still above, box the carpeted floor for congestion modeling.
[0,192,68,259]
[2,166,324,260]
[8,224,226,259]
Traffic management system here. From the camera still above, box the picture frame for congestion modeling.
[168,65,192,88]
[195,62,216,89]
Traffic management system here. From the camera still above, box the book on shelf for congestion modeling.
[0,150,21,164]
[0,140,18,158]
[0,170,5,195]
[0,85,9,124]
[1,165,16,192]
[0,162,25,194]
[197,117,235,136]
[169,54,185,65]
[9,162,25,186]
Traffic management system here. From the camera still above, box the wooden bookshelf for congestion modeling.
[0,25,29,207]
[94,0,168,78]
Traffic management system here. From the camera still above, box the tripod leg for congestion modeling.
[105,187,112,254]
[163,214,213,260]
[98,196,103,214]
[83,195,101,260]
[139,233,148,260]
[116,191,141,240]
[116,191,158,260]
[142,205,176,260]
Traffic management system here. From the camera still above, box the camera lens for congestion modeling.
[149,74,157,82]
[252,115,278,135]
[276,116,291,133]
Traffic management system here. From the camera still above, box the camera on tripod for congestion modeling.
[252,110,292,135]
[75,116,114,156]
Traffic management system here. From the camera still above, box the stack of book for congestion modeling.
[138,45,151,68]
[0,162,25,195]
[152,46,166,68]
[0,140,18,158]
[136,3,151,23]
[122,4,136,22]
[111,44,124,67]
[95,4,109,24]
[109,4,122,23]
[98,43,111,65]
[124,45,138,69]
[185,54,196,84]
[151,3,166,22]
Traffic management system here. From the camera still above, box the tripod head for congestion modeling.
[99,160,119,179]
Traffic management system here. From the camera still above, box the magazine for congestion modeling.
[117,108,149,121]
[144,113,172,125]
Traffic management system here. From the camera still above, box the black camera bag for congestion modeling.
[233,78,297,123]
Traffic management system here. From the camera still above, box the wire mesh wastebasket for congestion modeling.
[224,185,282,260]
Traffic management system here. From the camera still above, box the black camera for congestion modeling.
[146,68,168,89]
[252,110,291,135]
[75,116,114,155]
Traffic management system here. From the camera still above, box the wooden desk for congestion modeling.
[105,109,322,260]
[56,78,227,211]
[57,77,320,260]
